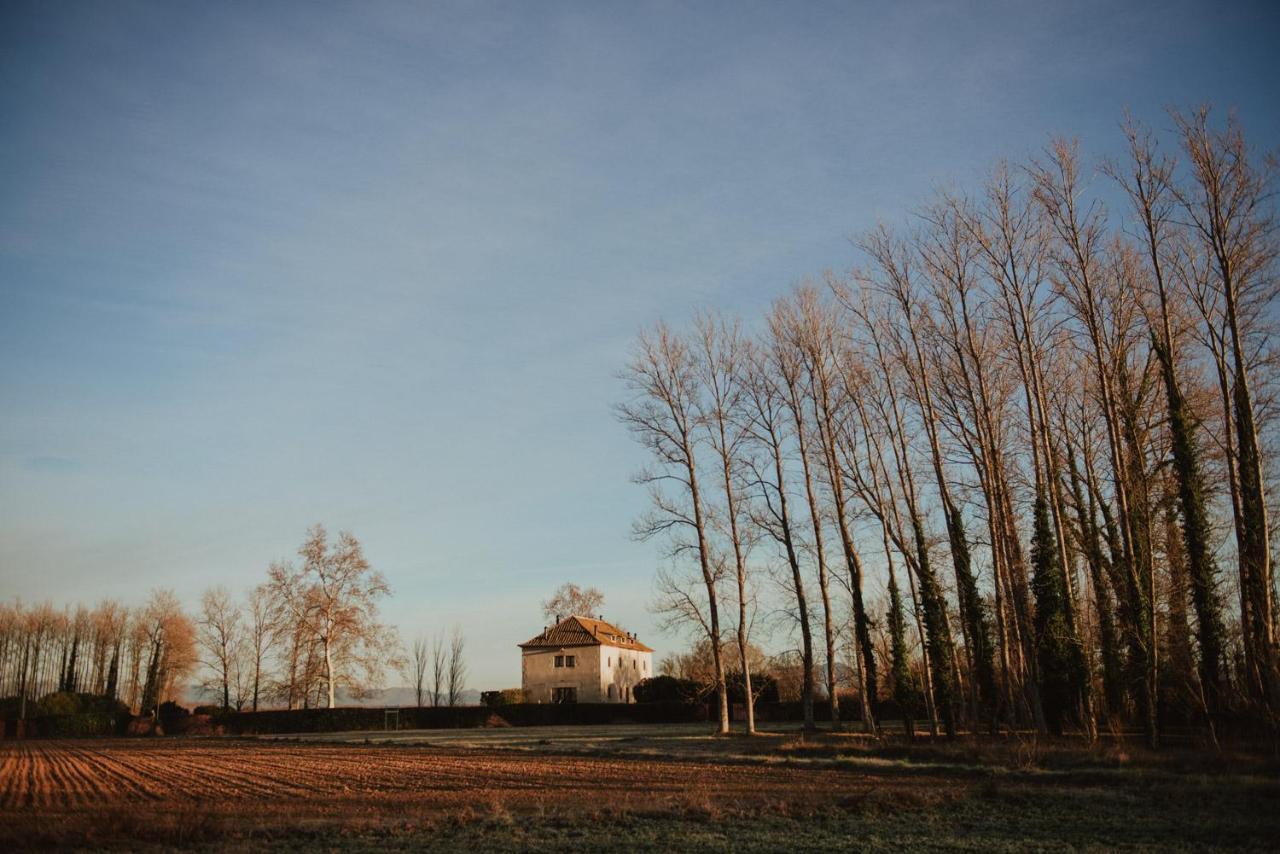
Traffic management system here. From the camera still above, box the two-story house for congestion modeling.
[518,615,653,703]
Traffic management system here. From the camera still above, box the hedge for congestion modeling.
[212,701,709,734]
[16,713,131,738]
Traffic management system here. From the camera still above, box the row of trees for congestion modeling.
[0,591,195,717]
[620,107,1278,745]
[407,627,468,708]
[1,525,452,716]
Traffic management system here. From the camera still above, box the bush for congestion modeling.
[157,701,190,732]
[37,691,83,716]
[481,689,524,707]
[36,712,128,737]
[36,691,129,718]
[634,676,702,704]
[14,692,135,737]
[752,696,864,723]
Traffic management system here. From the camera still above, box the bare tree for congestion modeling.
[541,583,605,622]
[845,289,957,736]
[446,626,466,707]
[1031,139,1136,743]
[1170,106,1279,711]
[1105,117,1230,726]
[767,298,843,728]
[243,585,277,713]
[789,287,878,733]
[740,340,818,732]
[891,205,1001,730]
[197,586,242,712]
[138,589,196,717]
[617,322,730,734]
[430,629,447,707]
[267,525,399,709]
[411,633,429,707]
[694,312,761,734]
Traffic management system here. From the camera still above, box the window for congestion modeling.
[633,660,637,670]
[566,655,576,668]
[607,657,611,667]
[607,685,615,699]
[554,655,564,668]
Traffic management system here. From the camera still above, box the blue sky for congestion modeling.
[2,1,1278,690]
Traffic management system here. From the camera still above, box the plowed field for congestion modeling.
[0,739,883,811]
[2,736,1275,851]
[0,737,942,849]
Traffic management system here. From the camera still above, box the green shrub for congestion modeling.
[29,694,131,737]
[36,712,128,737]
[37,691,84,716]
[35,691,128,716]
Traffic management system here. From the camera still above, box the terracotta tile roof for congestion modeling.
[518,615,653,653]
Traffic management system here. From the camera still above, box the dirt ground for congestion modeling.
[2,726,1276,851]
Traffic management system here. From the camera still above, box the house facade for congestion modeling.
[518,615,654,703]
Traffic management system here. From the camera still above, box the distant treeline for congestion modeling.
[0,592,194,720]
[2,524,409,720]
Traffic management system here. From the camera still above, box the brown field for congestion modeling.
[2,727,1277,851]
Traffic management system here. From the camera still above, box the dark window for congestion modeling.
[566,655,576,668]
[554,655,563,668]
[552,687,578,704]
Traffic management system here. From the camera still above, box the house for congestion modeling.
[518,615,654,703]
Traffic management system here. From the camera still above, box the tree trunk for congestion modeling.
[323,635,336,709]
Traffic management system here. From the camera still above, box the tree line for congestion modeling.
[0,525,461,716]
[619,107,1278,746]
[0,591,195,719]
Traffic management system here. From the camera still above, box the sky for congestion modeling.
[2,0,1278,691]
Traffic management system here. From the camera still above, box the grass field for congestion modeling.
[2,724,1277,851]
